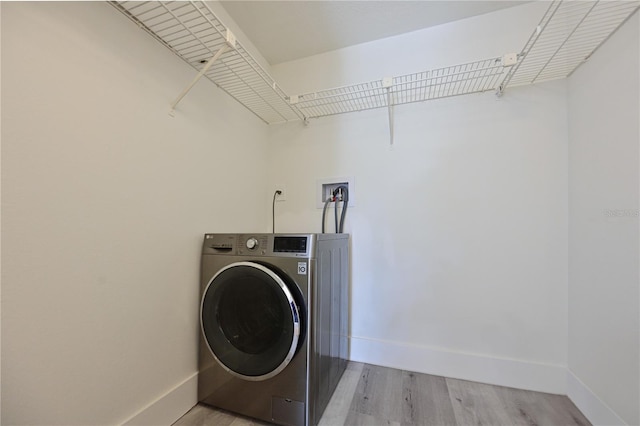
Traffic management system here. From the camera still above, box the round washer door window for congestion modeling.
[200,261,301,381]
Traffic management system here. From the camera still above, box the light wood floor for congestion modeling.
[174,362,591,426]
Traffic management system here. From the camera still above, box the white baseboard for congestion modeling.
[122,373,198,426]
[566,369,627,426]
[349,335,567,394]
[117,344,627,426]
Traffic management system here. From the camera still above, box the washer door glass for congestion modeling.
[201,261,301,381]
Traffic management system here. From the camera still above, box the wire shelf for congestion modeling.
[501,0,640,90]
[293,58,506,119]
[110,1,304,124]
[111,0,639,124]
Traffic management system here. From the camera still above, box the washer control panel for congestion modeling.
[203,234,312,257]
[237,235,268,255]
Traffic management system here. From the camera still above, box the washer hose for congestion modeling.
[334,196,339,233]
[333,186,349,233]
[321,196,333,233]
[321,186,349,233]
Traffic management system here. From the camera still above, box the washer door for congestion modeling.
[201,261,301,381]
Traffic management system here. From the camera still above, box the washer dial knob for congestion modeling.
[246,237,258,250]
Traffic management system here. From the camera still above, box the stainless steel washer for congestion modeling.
[199,233,349,426]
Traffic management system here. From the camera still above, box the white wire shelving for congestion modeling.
[110,1,304,124]
[110,0,640,124]
[499,0,640,92]
[291,58,506,119]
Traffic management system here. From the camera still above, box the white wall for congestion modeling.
[567,12,640,426]
[1,3,269,424]
[269,3,569,393]
[3,2,637,425]
[273,2,547,95]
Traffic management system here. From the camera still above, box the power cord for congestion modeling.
[272,190,282,233]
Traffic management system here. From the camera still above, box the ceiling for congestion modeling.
[219,1,528,65]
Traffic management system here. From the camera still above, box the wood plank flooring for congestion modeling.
[174,363,591,426]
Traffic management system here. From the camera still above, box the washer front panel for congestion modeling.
[200,261,301,381]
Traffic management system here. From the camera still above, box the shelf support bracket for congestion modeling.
[496,52,519,98]
[383,77,394,147]
[289,94,310,125]
[170,30,237,114]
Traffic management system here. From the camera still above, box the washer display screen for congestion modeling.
[273,237,307,253]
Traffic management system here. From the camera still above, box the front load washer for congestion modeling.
[199,233,349,426]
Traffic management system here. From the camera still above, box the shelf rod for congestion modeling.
[383,77,394,147]
[387,90,394,147]
[171,43,230,112]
